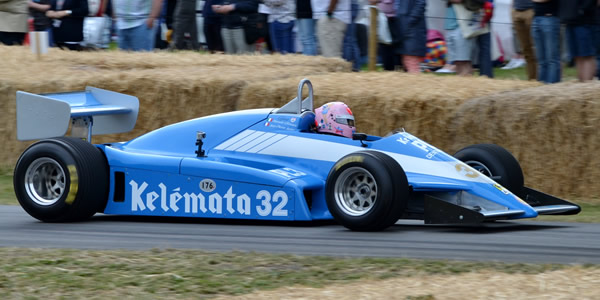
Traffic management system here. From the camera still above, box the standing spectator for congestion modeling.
[396,0,427,73]
[113,0,163,51]
[46,0,89,50]
[213,0,259,54]
[342,0,361,70]
[444,0,473,76]
[596,3,600,79]
[172,0,199,50]
[29,1,52,43]
[512,0,537,80]
[560,0,597,81]
[264,0,295,54]
[0,0,28,45]
[296,0,316,55]
[476,0,493,78]
[372,0,399,71]
[312,0,351,58]
[501,34,526,69]
[531,0,560,83]
[259,3,273,53]
[204,0,224,52]
[154,0,175,49]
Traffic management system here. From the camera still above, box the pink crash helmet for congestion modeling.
[314,102,355,138]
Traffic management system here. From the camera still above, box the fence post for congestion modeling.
[368,6,378,71]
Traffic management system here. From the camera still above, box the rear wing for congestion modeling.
[16,87,139,141]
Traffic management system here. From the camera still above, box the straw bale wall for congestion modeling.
[2,46,599,200]
[0,46,350,167]
[448,81,600,199]
[238,73,539,149]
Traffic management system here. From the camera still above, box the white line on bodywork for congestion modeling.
[215,130,495,185]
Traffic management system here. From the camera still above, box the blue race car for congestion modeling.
[13,79,580,231]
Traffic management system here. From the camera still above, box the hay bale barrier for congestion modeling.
[1,45,598,202]
[449,81,600,199]
[238,73,538,147]
[0,46,350,166]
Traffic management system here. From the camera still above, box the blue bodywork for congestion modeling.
[98,108,543,222]
[14,80,580,226]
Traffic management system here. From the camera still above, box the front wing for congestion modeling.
[423,187,581,224]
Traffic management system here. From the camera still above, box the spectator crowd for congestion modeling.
[0,0,599,82]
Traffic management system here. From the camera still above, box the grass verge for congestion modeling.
[0,167,13,206]
[0,248,593,299]
[426,65,577,81]
[536,200,600,223]
[492,66,577,81]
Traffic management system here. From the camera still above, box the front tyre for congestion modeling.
[13,137,109,222]
[326,151,409,231]
[454,144,524,196]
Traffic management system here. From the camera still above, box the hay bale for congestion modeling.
[239,73,539,147]
[449,81,600,198]
[0,46,350,167]
[0,46,351,80]
[4,45,597,200]
[0,77,100,170]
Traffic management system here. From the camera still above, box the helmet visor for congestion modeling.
[336,115,355,127]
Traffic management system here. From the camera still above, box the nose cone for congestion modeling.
[474,182,539,218]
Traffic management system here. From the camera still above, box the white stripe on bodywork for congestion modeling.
[217,130,495,185]
[214,130,256,150]
[225,131,266,151]
[246,134,288,153]
[235,132,276,152]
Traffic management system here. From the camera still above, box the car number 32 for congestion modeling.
[256,190,288,217]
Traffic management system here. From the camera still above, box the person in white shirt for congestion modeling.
[112,0,163,51]
[311,0,351,57]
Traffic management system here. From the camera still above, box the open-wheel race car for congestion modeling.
[13,79,581,231]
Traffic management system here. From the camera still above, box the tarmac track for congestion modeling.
[1,205,598,264]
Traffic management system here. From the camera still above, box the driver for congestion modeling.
[314,102,356,138]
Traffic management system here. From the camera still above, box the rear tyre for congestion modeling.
[13,137,109,222]
[326,151,409,231]
[454,144,524,196]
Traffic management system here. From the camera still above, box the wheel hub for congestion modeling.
[334,167,378,216]
[358,184,371,198]
[24,157,66,206]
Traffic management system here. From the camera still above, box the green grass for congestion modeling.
[0,247,589,299]
[429,65,577,81]
[0,167,13,206]
[492,65,577,81]
[362,61,577,81]
[536,201,600,223]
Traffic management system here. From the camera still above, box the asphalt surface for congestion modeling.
[1,205,598,264]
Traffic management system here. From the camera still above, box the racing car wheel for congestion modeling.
[325,151,409,231]
[13,137,109,222]
[454,144,524,197]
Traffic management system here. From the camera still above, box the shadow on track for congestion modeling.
[386,220,570,234]
[90,214,572,234]
[91,214,338,228]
